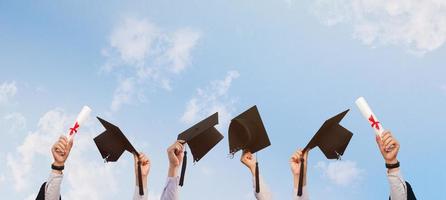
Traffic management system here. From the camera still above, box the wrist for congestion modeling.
[249,166,256,176]
[293,173,300,179]
[293,174,303,188]
[53,161,64,167]
[385,158,398,165]
[168,165,179,177]
[136,176,148,188]
[387,166,400,174]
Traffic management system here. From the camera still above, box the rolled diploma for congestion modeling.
[355,97,384,137]
[67,106,92,141]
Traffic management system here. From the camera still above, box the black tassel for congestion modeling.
[255,161,260,193]
[297,158,304,196]
[179,151,187,186]
[137,160,144,195]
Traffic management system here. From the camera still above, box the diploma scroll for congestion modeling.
[67,106,92,141]
[355,97,384,136]
[355,97,393,151]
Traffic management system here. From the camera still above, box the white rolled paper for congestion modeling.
[355,97,384,137]
[67,106,92,140]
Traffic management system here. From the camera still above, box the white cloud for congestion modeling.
[110,77,136,112]
[7,109,66,191]
[6,108,119,199]
[0,81,17,105]
[24,193,37,200]
[102,17,201,112]
[3,112,26,133]
[316,160,364,186]
[108,18,160,66]
[311,0,446,54]
[181,70,240,128]
[0,174,5,187]
[166,28,201,73]
[64,160,118,200]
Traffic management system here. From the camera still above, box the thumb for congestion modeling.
[375,135,384,151]
[68,138,74,149]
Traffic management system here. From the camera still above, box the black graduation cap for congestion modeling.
[177,112,224,186]
[228,105,271,193]
[297,109,353,196]
[93,117,145,195]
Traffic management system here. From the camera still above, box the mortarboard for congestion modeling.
[228,105,271,193]
[297,109,353,196]
[93,117,145,195]
[177,112,224,186]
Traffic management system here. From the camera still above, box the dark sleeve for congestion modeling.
[36,182,46,200]
[406,181,417,200]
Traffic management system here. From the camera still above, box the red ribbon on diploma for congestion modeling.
[368,115,380,130]
[69,122,79,136]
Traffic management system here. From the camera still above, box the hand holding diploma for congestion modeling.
[52,136,73,170]
[54,106,91,156]
[376,131,400,170]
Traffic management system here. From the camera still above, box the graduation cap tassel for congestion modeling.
[255,161,260,193]
[179,151,187,186]
[137,160,144,195]
[297,158,305,196]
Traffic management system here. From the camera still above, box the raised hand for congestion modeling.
[241,150,256,176]
[290,149,308,188]
[376,130,400,165]
[134,152,150,188]
[51,136,73,168]
[167,140,184,177]
[134,153,150,177]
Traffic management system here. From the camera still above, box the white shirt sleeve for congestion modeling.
[160,176,180,200]
[293,187,309,200]
[387,170,407,200]
[44,172,63,200]
[253,176,272,200]
[133,186,148,200]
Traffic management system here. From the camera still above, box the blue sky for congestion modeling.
[1,0,445,199]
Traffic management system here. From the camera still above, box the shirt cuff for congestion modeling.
[387,170,401,177]
[45,171,63,200]
[49,171,64,179]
